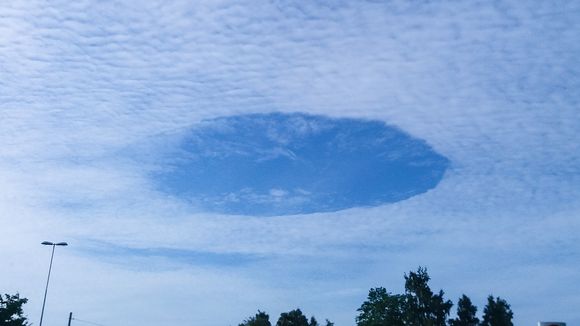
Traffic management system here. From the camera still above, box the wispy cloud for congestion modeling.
[1,0,579,325]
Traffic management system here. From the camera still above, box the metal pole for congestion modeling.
[39,244,56,326]
[68,312,73,326]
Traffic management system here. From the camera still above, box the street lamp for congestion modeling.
[39,241,68,326]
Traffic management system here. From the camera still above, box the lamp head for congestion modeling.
[41,241,68,246]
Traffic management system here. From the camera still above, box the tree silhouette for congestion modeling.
[356,267,453,326]
[403,267,453,326]
[449,295,479,326]
[239,268,514,326]
[239,310,272,326]
[0,293,29,326]
[480,296,513,326]
[276,309,325,326]
[356,287,405,326]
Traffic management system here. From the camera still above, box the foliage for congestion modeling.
[308,316,318,326]
[356,267,452,326]
[239,268,513,326]
[480,296,514,326]
[0,293,29,326]
[403,267,453,326]
[239,310,272,326]
[240,309,331,326]
[356,287,405,326]
[449,295,479,326]
[276,309,318,326]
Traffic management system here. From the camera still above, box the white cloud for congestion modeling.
[1,0,579,325]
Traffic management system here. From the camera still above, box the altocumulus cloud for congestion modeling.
[0,1,579,326]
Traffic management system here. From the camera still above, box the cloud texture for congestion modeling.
[1,1,579,325]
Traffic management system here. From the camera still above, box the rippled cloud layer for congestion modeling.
[0,1,579,326]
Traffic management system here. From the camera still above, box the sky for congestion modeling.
[0,0,579,325]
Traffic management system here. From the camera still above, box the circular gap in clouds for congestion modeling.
[155,113,449,216]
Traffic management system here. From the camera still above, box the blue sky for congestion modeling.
[0,1,579,325]
[154,113,449,215]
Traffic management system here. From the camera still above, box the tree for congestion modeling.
[276,309,322,326]
[308,316,318,326]
[0,293,29,326]
[276,309,308,326]
[355,267,453,326]
[480,296,513,326]
[239,310,272,326]
[356,287,405,326]
[404,267,453,326]
[448,295,479,326]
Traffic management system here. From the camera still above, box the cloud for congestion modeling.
[0,0,579,325]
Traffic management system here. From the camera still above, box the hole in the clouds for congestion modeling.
[155,113,449,216]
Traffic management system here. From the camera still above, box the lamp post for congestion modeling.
[39,241,68,326]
